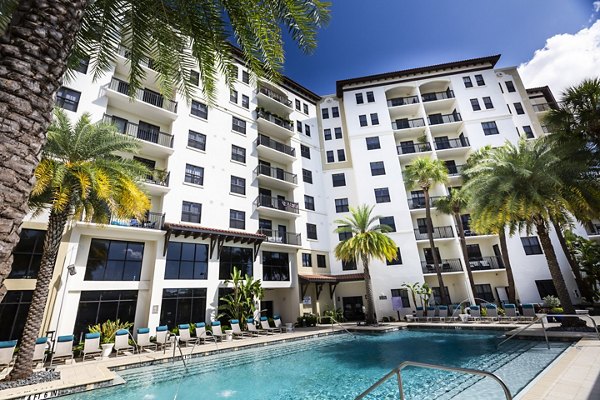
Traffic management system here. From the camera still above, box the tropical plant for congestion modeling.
[0,0,330,304]
[322,307,344,323]
[566,232,600,301]
[334,205,398,325]
[88,319,134,345]
[542,295,561,309]
[218,267,264,328]
[418,283,433,309]
[7,110,150,381]
[404,157,450,305]
[401,282,421,310]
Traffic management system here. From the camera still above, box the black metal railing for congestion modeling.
[387,95,420,107]
[117,45,155,70]
[263,265,290,281]
[447,164,465,176]
[107,78,178,113]
[144,169,170,186]
[397,142,431,155]
[428,112,462,125]
[421,90,455,102]
[406,196,443,210]
[392,118,425,130]
[258,85,292,107]
[469,256,504,271]
[458,225,487,237]
[257,109,293,131]
[258,229,301,245]
[256,135,296,157]
[414,226,454,240]
[103,114,174,148]
[532,103,551,112]
[421,258,462,274]
[254,195,299,214]
[254,164,297,184]
[434,137,470,150]
[110,211,165,230]
[586,223,600,235]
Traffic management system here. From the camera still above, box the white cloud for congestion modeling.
[594,1,600,13]
[518,19,600,98]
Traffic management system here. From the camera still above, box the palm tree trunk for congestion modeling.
[0,0,90,303]
[7,208,70,380]
[498,229,517,305]
[534,219,576,315]
[361,255,376,324]
[455,213,477,303]
[423,190,448,305]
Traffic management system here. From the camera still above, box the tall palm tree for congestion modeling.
[334,205,398,325]
[7,110,150,380]
[404,157,450,305]
[0,0,330,302]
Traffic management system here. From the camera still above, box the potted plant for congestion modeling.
[88,319,133,358]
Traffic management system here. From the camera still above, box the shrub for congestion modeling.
[542,295,561,308]
[297,313,318,327]
[88,319,133,344]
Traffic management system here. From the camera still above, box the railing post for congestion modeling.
[540,317,550,349]
[397,371,405,400]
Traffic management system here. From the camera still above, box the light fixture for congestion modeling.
[67,264,76,276]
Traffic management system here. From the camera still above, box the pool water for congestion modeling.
[63,329,569,400]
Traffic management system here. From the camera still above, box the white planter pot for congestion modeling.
[101,343,114,358]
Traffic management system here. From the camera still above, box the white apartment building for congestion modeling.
[0,52,596,342]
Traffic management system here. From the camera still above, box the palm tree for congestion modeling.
[404,157,450,305]
[218,267,264,328]
[334,205,398,325]
[7,110,150,380]
[0,0,330,302]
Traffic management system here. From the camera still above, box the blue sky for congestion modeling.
[281,0,599,95]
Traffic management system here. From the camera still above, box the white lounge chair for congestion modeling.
[484,304,499,322]
[33,337,49,366]
[210,321,227,341]
[414,307,425,322]
[82,333,102,361]
[272,316,286,333]
[50,335,74,366]
[425,306,436,322]
[194,322,216,344]
[468,306,481,322]
[230,320,250,339]
[499,304,518,323]
[114,329,135,356]
[177,324,198,347]
[155,325,171,350]
[433,306,448,322]
[0,340,17,372]
[137,328,157,352]
[520,304,536,322]
[247,318,269,335]
[260,317,279,334]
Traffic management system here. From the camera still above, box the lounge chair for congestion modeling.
[483,304,499,322]
[50,335,74,366]
[468,306,481,322]
[114,329,135,356]
[33,337,49,367]
[433,306,448,322]
[82,333,102,361]
[414,307,425,322]
[230,320,250,339]
[499,304,518,323]
[247,318,269,335]
[156,325,171,350]
[425,306,436,322]
[137,328,157,352]
[260,317,279,333]
[446,305,461,322]
[195,322,217,344]
[178,324,198,347]
[520,304,536,322]
[0,340,17,372]
[210,321,227,342]
[273,316,286,333]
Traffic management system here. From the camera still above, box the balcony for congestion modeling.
[421,90,455,102]
[110,211,165,230]
[388,95,420,107]
[258,229,301,246]
[257,85,293,116]
[392,117,425,131]
[532,103,551,112]
[105,78,178,118]
[406,196,443,210]
[428,112,462,125]
[254,195,300,219]
[469,256,504,271]
[414,226,454,240]
[263,265,290,281]
[422,259,462,274]
[254,164,297,190]
[257,108,294,139]
[397,142,432,156]
[256,134,296,163]
[103,115,174,157]
[142,169,170,195]
[434,137,470,152]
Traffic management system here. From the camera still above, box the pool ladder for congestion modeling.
[329,317,357,338]
[354,360,513,400]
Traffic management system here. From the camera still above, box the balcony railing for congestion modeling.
[257,109,293,131]
[469,256,504,271]
[421,259,462,274]
[586,223,600,236]
[110,211,165,230]
[387,95,420,107]
[258,85,292,107]
[447,164,465,176]
[144,169,170,186]
[434,137,470,150]
[392,118,425,130]
[458,225,489,237]
[414,226,454,240]
[532,103,551,112]
[258,229,301,245]
[397,142,431,155]
[263,265,290,281]
[256,135,296,157]
[117,45,155,70]
[428,112,462,125]
[107,78,178,113]
[103,114,174,148]
[406,196,443,210]
[254,195,299,214]
[421,90,455,102]
[254,164,297,184]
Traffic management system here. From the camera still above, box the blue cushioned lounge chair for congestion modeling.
[82,332,102,361]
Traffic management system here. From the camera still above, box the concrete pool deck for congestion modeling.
[0,321,598,399]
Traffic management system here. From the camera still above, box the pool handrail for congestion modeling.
[329,317,357,338]
[354,360,513,400]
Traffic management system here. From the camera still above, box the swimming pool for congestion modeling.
[63,329,569,399]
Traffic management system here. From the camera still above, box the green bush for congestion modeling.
[542,295,561,308]
[297,313,318,327]
[549,307,564,314]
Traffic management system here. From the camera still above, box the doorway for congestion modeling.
[342,296,364,321]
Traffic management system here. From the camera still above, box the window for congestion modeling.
[379,216,396,232]
[160,288,207,328]
[190,70,199,86]
[366,91,375,103]
[475,74,485,86]
[231,145,246,163]
[332,173,346,187]
[317,255,327,268]
[303,103,309,114]
[332,106,339,118]
[295,120,302,134]
[335,198,349,213]
[242,95,249,109]
[466,244,482,260]
[432,287,451,304]
[474,284,495,303]
[8,229,45,278]
[295,99,301,111]
[184,164,204,185]
[324,129,332,140]
[521,236,543,255]
[56,87,81,112]
[75,56,90,74]
[74,291,138,341]
[165,242,208,279]
[302,169,313,184]
[338,227,352,242]
[498,82,504,93]
[232,65,239,79]
[355,93,364,104]
[334,127,342,139]
[262,251,290,281]
[187,130,206,151]
[481,121,499,135]
[470,98,481,111]
[463,76,473,88]
[305,124,311,136]
[370,161,386,176]
[342,259,357,271]
[306,223,318,240]
[302,253,312,267]
[483,96,493,109]
[370,113,379,125]
[505,81,516,92]
[191,100,208,119]
[242,70,249,84]
[374,187,390,203]
[326,150,334,163]
[0,290,32,340]
[232,116,246,134]
[230,176,245,195]
[523,125,534,139]
[535,280,558,299]
[390,288,409,306]
[230,89,238,103]
[219,246,253,278]
[359,115,368,127]
[337,149,346,162]
[514,102,525,115]
[304,195,315,211]
[84,239,144,281]
[366,136,380,150]
[321,108,329,119]
[301,145,310,159]
[182,201,202,223]
[229,209,245,229]
[387,248,402,265]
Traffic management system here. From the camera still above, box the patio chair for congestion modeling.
[260,317,279,334]
[114,329,135,356]
[178,324,198,347]
[230,320,251,339]
[155,325,171,350]
[446,304,461,322]
[33,337,49,367]
[82,333,102,361]
[425,306,436,322]
[137,328,157,352]
[520,304,536,322]
[210,321,227,342]
[467,306,481,322]
[0,340,17,372]
[273,316,285,333]
[483,304,499,322]
[195,322,217,344]
[433,306,448,322]
[499,304,518,323]
[50,335,74,366]
[414,307,424,322]
[247,318,269,335]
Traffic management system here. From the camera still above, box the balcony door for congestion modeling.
[142,88,164,108]
[277,225,287,244]
[400,140,416,154]
[133,156,155,182]
[466,244,482,261]
[110,116,128,134]
[424,247,441,264]
[411,190,426,208]
[435,136,450,149]
[444,160,457,174]
[138,121,160,143]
